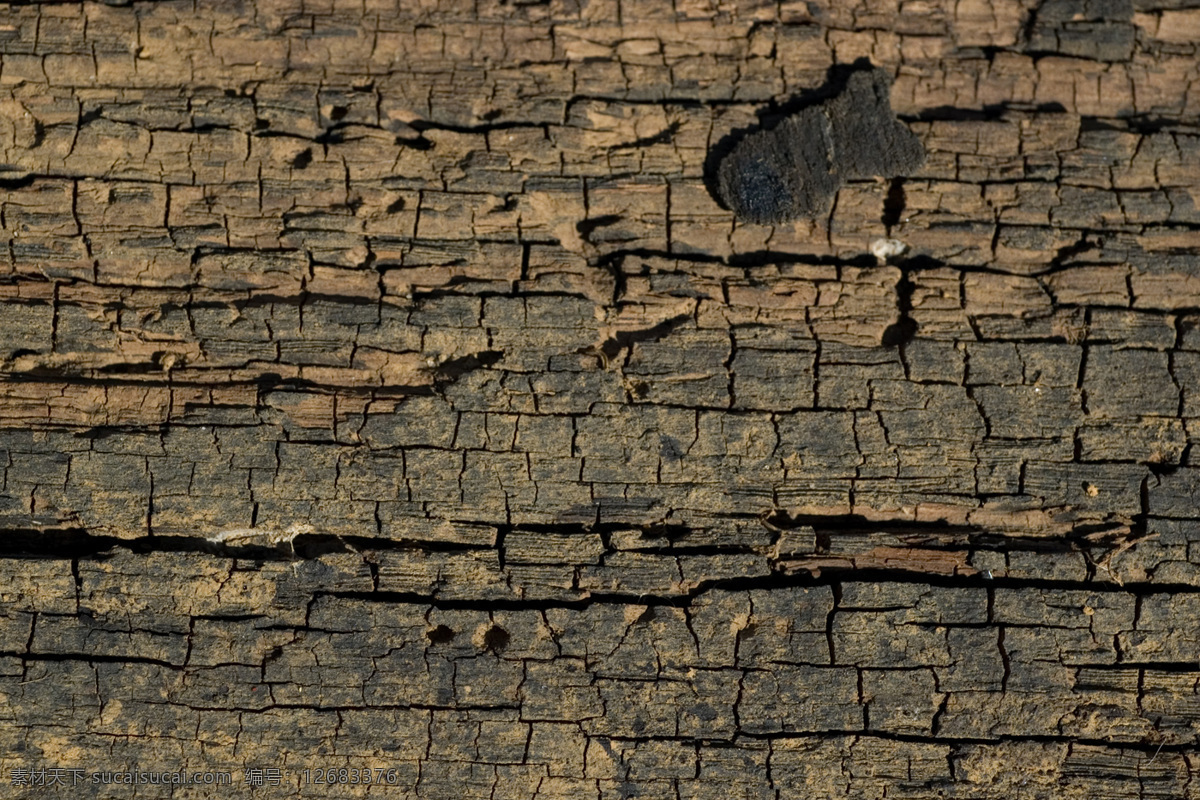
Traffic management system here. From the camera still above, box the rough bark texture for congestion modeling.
[1,0,1200,797]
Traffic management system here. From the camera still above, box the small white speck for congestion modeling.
[871,238,908,263]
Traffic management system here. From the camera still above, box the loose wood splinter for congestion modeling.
[716,67,926,224]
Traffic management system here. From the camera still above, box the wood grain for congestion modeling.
[1,0,1199,796]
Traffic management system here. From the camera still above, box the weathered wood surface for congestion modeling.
[1,0,1200,796]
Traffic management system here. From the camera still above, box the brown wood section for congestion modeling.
[1,0,1199,797]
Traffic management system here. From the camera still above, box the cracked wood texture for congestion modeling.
[1,0,1200,797]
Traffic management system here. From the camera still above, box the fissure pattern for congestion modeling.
[1,0,1199,797]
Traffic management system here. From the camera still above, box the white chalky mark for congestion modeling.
[871,238,908,263]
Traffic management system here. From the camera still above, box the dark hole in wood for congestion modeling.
[882,177,907,230]
[427,625,455,644]
[483,625,510,653]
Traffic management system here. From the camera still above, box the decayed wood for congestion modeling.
[1,0,1200,797]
